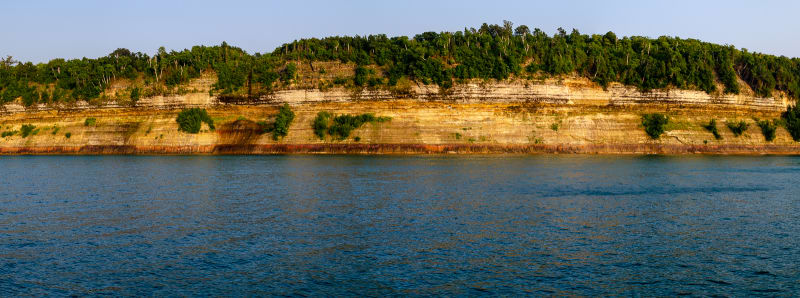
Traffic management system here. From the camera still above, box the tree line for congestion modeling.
[0,42,286,106]
[275,21,799,98]
[2,22,799,107]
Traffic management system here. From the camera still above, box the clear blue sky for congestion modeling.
[2,0,799,63]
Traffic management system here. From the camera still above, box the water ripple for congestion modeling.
[0,155,799,296]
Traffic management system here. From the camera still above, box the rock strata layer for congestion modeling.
[0,80,796,155]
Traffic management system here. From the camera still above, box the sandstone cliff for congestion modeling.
[1,77,798,154]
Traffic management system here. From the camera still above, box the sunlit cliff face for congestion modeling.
[0,75,797,154]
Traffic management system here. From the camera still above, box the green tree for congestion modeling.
[281,63,297,84]
[272,104,295,140]
[642,113,668,139]
[782,105,800,141]
[176,108,214,133]
[312,111,332,139]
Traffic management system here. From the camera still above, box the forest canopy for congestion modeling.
[2,21,799,106]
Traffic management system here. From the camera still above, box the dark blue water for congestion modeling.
[1,156,799,296]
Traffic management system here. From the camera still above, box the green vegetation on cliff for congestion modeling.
[20,124,37,137]
[2,22,800,107]
[756,119,778,141]
[642,113,668,139]
[271,104,295,140]
[727,120,749,137]
[176,108,214,133]
[312,111,332,139]
[782,105,800,141]
[702,119,722,140]
[313,112,390,140]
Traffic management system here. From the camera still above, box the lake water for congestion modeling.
[1,155,799,296]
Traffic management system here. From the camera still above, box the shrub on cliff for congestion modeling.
[84,117,96,126]
[255,121,273,134]
[312,111,391,140]
[726,120,749,137]
[756,119,778,141]
[129,87,141,106]
[312,111,332,139]
[176,108,215,134]
[272,104,295,140]
[20,124,36,138]
[783,105,800,141]
[328,113,390,139]
[642,113,668,139]
[702,119,722,140]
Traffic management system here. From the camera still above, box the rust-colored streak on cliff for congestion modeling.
[3,144,800,155]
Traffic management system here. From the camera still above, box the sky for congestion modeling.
[2,0,799,63]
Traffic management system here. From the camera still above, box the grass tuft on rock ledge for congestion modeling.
[2,130,18,137]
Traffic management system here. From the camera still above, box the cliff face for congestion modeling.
[1,78,797,154]
[267,78,789,111]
